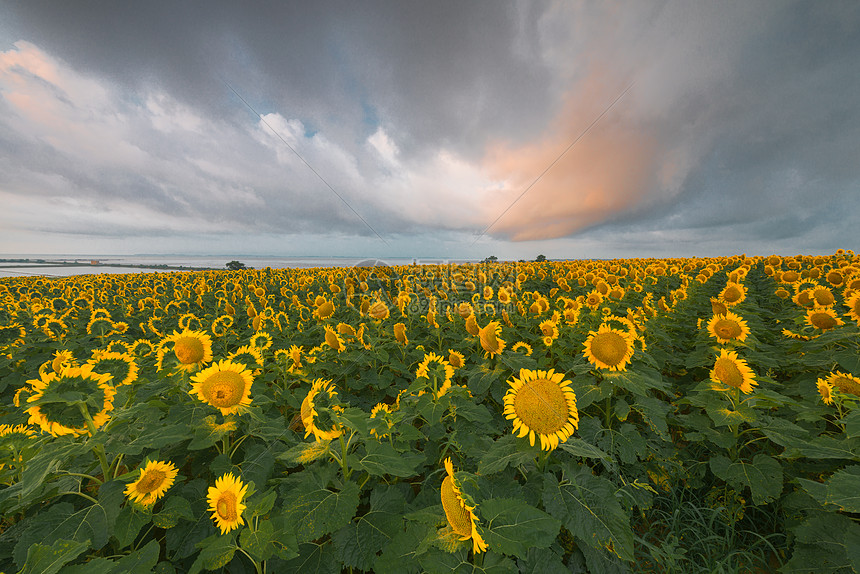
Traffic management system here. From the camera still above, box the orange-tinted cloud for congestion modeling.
[481,72,662,241]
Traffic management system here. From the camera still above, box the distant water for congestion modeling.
[0,254,476,278]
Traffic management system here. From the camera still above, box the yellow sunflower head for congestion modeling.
[301,379,343,441]
[313,299,336,321]
[447,349,465,369]
[503,368,578,451]
[583,324,635,371]
[162,329,213,372]
[369,403,395,438]
[26,365,115,437]
[478,321,505,357]
[207,472,248,534]
[817,377,834,405]
[706,312,751,345]
[719,282,746,306]
[810,285,836,308]
[416,352,455,398]
[710,349,757,394]
[806,308,844,331]
[52,349,77,373]
[393,322,408,346]
[826,371,860,397]
[324,326,346,353]
[511,341,533,356]
[125,460,178,507]
[440,458,488,554]
[249,331,273,351]
[845,293,860,323]
[226,344,264,371]
[189,360,254,415]
[367,300,390,321]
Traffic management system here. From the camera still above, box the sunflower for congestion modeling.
[226,344,264,371]
[189,360,253,415]
[416,352,454,398]
[585,290,603,310]
[125,460,178,507]
[0,423,35,438]
[129,339,155,358]
[0,323,26,349]
[539,319,559,342]
[583,324,635,371]
[211,315,234,337]
[825,371,860,397]
[313,299,336,321]
[719,282,746,306]
[161,329,213,372]
[806,308,844,331]
[393,322,408,345]
[478,321,505,357]
[846,293,860,323]
[249,331,273,351]
[26,365,116,437]
[706,312,750,345]
[511,341,533,356]
[817,377,834,405]
[52,349,77,373]
[441,458,488,554]
[301,379,343,441]
[207,472,248,534]
[710,349,757,394]
[324,326,346,353]
[503,368,578,451]
[86,351,139,386]
[448,349,465,369]
[367,300,390,321]
[810,285,836,307]
[369,403,395,438]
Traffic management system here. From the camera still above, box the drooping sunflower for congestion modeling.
[810,285,836,307]
[125,460,178,507]
[846,293,860,324]
[447,349,465,369]
[511,341,533,356]
[160,329,213,372]
[86,351,139,386]
[440,458,488,554]
[324,325,346,353]
[51,349,77,373]
[313,299,336,321]
[367,300,390,321]
[301,379,343,441]
[583,324,635,371]
[464,314,480,337]
[806,308,844,331]
[706,312,750,345]
[478,321,505,357]
[369,403,395,438]
[817,377,834,405]
[207,472,248,534]
[26,365,116,437]
[393,322,409,346]
[189,360,254,415]
[710,349,757,394]
[503,368,578,451]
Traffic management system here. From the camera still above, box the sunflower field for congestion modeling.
[1,251,860,573]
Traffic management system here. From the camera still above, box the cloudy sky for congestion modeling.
[1,1,858,261]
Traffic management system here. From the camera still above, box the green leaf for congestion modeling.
[21,538,89,574]
[557,437,613,466]
[419,548,519,574]
[604,368,667,397]
[631,395,670,436]
[280,541,339,574]
[823,465,860,512]
[239,519,276,562]
[189,533,236,574]
[283,477,360,543]
[332,485,406,571]
[152,496,194,529]
[843,410,860,439]
[109,539,161,574]
[375,521,434,574]
[709,454,782,505]
[479,498,560,559]
[246,489,277,519]
[569,375,610,410]
[542,461,634,561]
[357,440,425,478]
[515,547,570,574]
[112,505,151,549]
[705,398,757,427]
[478,434,538,475]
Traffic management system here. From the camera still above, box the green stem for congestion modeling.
[339,434,351,480]
[59,490,99,504]
[58,470,103,485]
[236,547,263,574]
[78,403,111,480]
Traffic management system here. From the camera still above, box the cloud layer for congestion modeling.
[2,1,859,258]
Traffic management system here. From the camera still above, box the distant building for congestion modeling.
[90,260,99,265]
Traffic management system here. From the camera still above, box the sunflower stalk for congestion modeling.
[78,403,111,481]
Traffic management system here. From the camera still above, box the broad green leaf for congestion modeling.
[152,496,194,529]
[515,546,569,574]
[239,519,276,562]
[357,440,424,477]
[479,498,561,560]
[705,399,757,427]
[21,538,89,574]
[112,505,151,549]
[569,375,610,410]
[283,478,360,543]
[281,541,339,574]
[631,395,670,436]
[709,454,782,505]
[246,489,277,519]
[557,438,613,466]
[189,533,236,574]
[478,434,538,475]
[823,465,860,512]
[109,539,161,574]
[419,548,519,574]
[332,485,406,571]
[542,461,634,561]
[375,521,434,574]
[843,410,860,439]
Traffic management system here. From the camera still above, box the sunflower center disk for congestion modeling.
[715,320,741,339]
[811,313,837,329]
[832,377,860,396]
[441,476,472,538]
[590,332,628,367]
[137,469,166,493]
[201,372,245,407]
[714,359,743,389]
[175,338,204,364]
[217,492,238,521]
[513,378,569,435]
[723,287,742,302]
